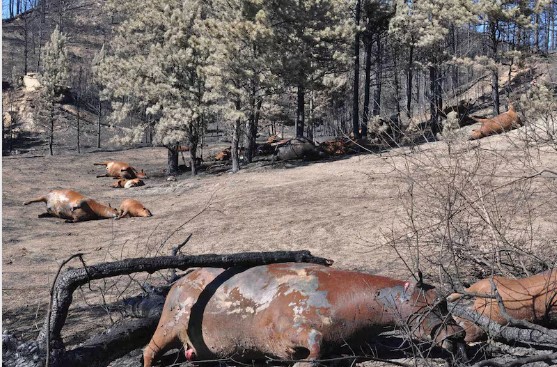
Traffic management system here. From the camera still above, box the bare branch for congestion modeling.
[472,351,557,367]
[489,278,554,335]
[448,302,557,346]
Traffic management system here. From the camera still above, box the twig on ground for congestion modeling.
[472,351,557,367]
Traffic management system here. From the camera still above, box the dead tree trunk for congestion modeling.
[166,144,179,176]
[362,35,372,137]
[352,0,362,139]
[296,83,305,138]
[61,315,161,367]
[232,100,241,173]
[373,34,383,118]
[406,43,414,119]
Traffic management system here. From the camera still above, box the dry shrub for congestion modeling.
[520,81,557,150]
[387,138,557,290]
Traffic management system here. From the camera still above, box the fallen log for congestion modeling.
[36,250,333,366]
[61,315,161,367]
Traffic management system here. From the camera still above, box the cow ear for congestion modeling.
[404,281,416,294]
[416,270,423,288]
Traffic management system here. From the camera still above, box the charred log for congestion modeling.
[61,316,161,367]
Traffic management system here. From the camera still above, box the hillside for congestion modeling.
[4,125,557,365]
[2,0,108,79]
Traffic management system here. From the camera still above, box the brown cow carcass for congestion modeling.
[214,148,231,161]
[23,189,118,222]
[469,103,522,140]
[274,138,324,161]
[320,138,349,156]
[94,161,147,179]
[143,263,465,367]
[111,178,145,189]
[117,199,152,218]
[448,269,557,342]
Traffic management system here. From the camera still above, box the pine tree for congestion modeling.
[264,0,353,138]
[36,25,69,155]
[472,0,539,114]
[204,0,276,170]
[390,0,473,135]
[95,0,214,176]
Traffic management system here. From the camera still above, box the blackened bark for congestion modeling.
[352,0,361,139]
[429,65,441,136]
[188,125,199,176]
[373,36,382,117]
[37,250,333,354]
[60,316,160,367]
[49,105,54,155]
[535,12,540,53]
[393,49,401,119]
[245,98,261,163]
[406,44,414,119]
[167,145,179,176]
[76,67,82,154]
[491,69,500,115]
[489,20,500,115]
[296,84,305,138]
[362,36,372,137]
[232,101,241,173]
[97,99,101,148]
[24,15,29,74]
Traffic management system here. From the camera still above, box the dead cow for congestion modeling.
[274,138,324,161]
[94,161,147,179]
[320,139,349,156]
[469,103,522,140]
[143,263,465,367]
[117,199,152,218]
[23,189,118,223]
[111,178,145,189]
[214,148,231,161]
[447,269,557,342]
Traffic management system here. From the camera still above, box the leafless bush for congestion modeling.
[378,121,557,364]
[519,81,557,150]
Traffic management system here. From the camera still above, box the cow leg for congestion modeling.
[453,316,485,343]
[116,210,128,219]
[96,174,109,178]
[142,321,182,367]
[38,212,55,218]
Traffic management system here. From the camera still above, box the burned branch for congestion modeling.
[448,302,557,347]
[489,277,555,335]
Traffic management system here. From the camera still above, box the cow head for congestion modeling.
[400,279,467,360]
[137,206,153,217]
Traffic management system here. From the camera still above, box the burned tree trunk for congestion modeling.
[352,0,362,139]
[166,144,179,176]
